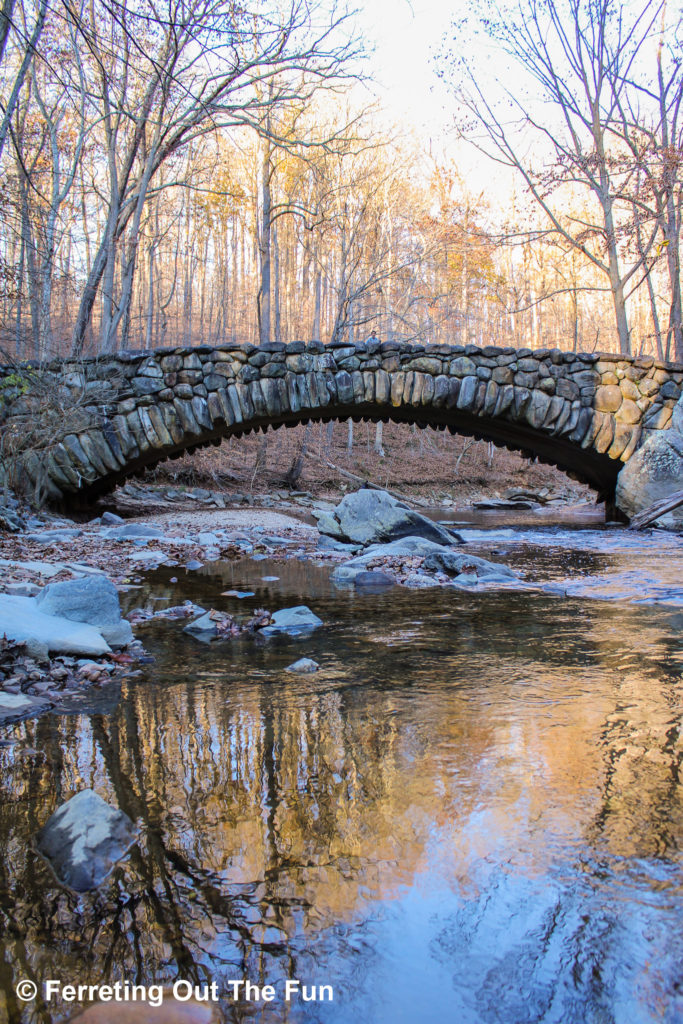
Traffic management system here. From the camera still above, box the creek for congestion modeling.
[1,519,682,1023]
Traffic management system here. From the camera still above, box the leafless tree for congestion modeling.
[439,0,671,356]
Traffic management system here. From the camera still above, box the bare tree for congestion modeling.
[66,0,362,355]
[439,0,669,355]
[0,0,47,160]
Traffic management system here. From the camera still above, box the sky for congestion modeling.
[356,0,458,141]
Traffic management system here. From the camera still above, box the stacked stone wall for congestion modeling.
[1,340,681,503]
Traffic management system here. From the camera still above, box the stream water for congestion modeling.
[1,520,682,1023]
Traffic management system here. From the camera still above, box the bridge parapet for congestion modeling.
[1,340,682,503]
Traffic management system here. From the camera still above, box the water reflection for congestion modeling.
[0,541,682,1023]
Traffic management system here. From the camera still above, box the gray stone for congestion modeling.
[101,511,125,525]
[103,523,166,540]
[35,789,138,891]
[184,612,217,638]
[318,488,462,548]
[422,550,517,578]
[672,396,683,433]
[24,528,83,543]
[260,605,323,635]
[35,575,122,626]
[331,536,453,583]
[402,572,439,588]
[354,570,395,588]
[0,691,52,725]
[285,658,320,673]
[0,594,111,655]
[184,559,204,570]
[615,429,683,522]
[316,535,361,553]
[197,531,222,547]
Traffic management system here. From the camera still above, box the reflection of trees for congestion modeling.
[0,589,681,1022]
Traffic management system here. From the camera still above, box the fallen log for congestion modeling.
[627,488,683,530]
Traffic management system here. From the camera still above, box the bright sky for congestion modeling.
[356,0,458,140]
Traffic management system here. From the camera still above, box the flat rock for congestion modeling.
[100,511,125,524]
[422,550,518,578]
[318,488,463,548]
[0,691,52,725]
[23,528,83,543]
[0,595,111,656]
[353,570,395,588]
[35,789,138,891]
[402,573,439,588]
[331,537,451,583]
[316,535,361,554]
[197,531,221,547]
[285,658,320,673]
[0,558,67,578]
[260,605,323,635]
[103,523,166,540]
[128,549,168,564]
[3,581,40,597]
[183,612,217,639]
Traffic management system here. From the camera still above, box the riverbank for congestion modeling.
[0,477,602,729]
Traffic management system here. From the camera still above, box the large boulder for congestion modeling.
[616,429,683,523]
[0,594,111,656]
[318,489,462,548]
[35,576,133,648]
[35,789,139,891]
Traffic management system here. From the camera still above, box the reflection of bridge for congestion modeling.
[2,339,682,502]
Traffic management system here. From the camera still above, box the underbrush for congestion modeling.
[143,421,594,505]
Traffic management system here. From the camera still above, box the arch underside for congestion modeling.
[80,401,619,502]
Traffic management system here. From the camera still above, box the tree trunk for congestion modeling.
[257,141,272,346]
[373,422,385,457]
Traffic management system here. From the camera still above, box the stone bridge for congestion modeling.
[1,339,682,505]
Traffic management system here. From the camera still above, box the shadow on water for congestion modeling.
[1,534,682,1023]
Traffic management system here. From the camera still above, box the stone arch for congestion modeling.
[2,340,682,503]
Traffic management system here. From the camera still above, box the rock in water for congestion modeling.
[35,789,138,891]
[35,576,133,648]
[260,606,323,635]
[285,658,320,673]
[616,429,683,523]
[318,489,462,547]
[0,594,111,656]
[422,550,518,578]
[69,1000,216,1022]
[0,691,52,726]
[353,570,395,588]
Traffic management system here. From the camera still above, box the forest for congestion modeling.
[0,0,681,366]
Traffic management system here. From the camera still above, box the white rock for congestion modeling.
[0,691,52,725]
[0,594,111,656]
[35,789,138,891]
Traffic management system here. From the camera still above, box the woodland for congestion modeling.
[0,0,681,367]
